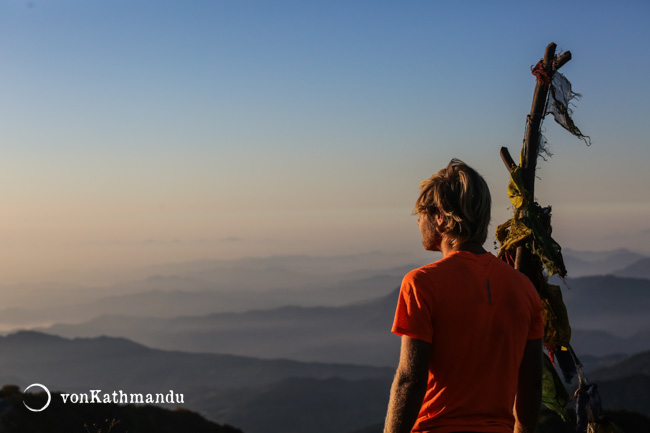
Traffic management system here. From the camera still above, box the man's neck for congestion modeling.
[440,239,487,258]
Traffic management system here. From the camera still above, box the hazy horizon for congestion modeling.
[0,243,648,287]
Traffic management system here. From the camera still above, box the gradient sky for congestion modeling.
[1,0,649,284]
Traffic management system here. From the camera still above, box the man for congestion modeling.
[384,159,543,433]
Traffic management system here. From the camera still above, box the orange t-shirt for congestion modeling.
[392,251,544,433]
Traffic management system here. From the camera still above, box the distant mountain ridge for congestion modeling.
[614,257,650,279]
[42,274,650,364]
[0,331,392,393]
[0,264,412,330]
[562,248,647,278]
[42,288,401,366]
[0,331,393,433]
[5,248,646,332]
[561,275,650,336]
[590,350,650,381]
[587,350,650,417]
[571,329,650,357]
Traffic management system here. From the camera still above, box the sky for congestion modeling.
[0,0,649,284]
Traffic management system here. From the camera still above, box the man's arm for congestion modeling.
[384,336,431,433]
[514,338,543,433]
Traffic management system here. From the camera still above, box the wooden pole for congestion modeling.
[500,42,572,290]
[497,44,613,433]
[522,43,571,199]
[523,42,556,200]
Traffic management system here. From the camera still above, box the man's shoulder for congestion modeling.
[403,259,448,282]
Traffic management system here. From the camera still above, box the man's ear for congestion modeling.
[435,213,445,227]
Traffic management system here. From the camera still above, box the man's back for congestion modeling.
[392,251,543,433]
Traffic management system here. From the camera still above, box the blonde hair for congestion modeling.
[414,158,491,246]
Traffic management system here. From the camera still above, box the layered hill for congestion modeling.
[614,257,650,279]
[41,275,650,365]
[0,331,391,392]
[0,269,406,329]
[562,248,646,277]
[0,331,393,433]
[588,350,650,417]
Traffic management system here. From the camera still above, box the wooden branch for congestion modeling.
[554,51,572,70]
[500,147,517,173]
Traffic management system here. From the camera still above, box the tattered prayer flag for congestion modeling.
[546,72,592,146]
[542,354,569,419]
[541,283,571,347]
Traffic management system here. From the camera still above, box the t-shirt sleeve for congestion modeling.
[392,271,434,343]
[528,288,545,340]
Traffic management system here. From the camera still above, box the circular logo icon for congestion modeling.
[23,383,51,412]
